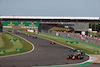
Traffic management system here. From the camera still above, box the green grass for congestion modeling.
[0,31,33,56]
[0,36,4,48]
[0,33,13,50]
[3,33,23,53]
[20,31,100,54]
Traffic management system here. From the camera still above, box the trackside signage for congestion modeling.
[3,22,39,27]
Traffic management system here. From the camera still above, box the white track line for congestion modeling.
[19,32,97,67]
[0,31,35,58]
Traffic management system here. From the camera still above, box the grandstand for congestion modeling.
[0,16,100,35]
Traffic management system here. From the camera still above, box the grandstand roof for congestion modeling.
[0,16,99,20]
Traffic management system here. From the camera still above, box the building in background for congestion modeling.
[0,16,100,35]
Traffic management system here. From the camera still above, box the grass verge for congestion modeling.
[0,31,33,56]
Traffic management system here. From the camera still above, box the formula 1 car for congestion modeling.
[50,41,55,45]
[27,34,31,37]
[76,50,85,56]
[33,36,37,38]
[70,48,77,52]
[70,49,85,56]
[67,54,84,60]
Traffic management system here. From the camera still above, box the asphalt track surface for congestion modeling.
[0,31,89,67]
